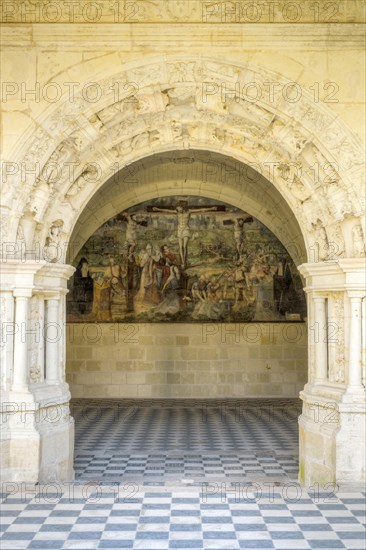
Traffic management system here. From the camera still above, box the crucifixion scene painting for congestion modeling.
[67,196,307,323]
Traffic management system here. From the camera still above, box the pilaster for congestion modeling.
[298,259,366,486]
[0,260,75,482]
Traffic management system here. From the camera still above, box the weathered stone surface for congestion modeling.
[0,9,365,486]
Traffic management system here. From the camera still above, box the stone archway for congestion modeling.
[1,57,365,484]
[67,149,307,266]
[1,56,365,254]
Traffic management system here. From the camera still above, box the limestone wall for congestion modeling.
[66,322,307,398]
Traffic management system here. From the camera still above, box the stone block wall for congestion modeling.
[66,323,307,398]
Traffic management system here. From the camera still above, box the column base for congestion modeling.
[298,412,337,486]
[0,385,74,483]
[342,386,366,400]
[38,416,75,483]
[336,398,366,483]
[299,386,366,486]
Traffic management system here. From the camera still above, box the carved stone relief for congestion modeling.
[327,223,346,260]
[352,221,366,257]
[44,220,67,263]
[324,181,352,221]
[29,296,42,384]
[3,59,363,261]
[0,295,8,388]
[328,292,346,384]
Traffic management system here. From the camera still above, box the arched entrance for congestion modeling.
[1,57,365,485]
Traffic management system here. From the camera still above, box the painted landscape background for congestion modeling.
[67,196,307,323]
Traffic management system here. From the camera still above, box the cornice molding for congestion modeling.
[1,0,365,25]
[1,24,365,49]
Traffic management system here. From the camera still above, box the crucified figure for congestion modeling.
[120,213,147,257]
[151,201,221,267]
[223,215,253,258]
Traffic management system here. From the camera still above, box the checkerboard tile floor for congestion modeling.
[71,399,300,454]
[1,486,365,549]
[1,399,365,549]
[72,399,300,485]
[74,452,299,484]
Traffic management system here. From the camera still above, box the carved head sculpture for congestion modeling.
[49,219,63,238]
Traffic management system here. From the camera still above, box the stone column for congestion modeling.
[38,295,45,382]
[313,295,328,383]
[362,298,366,387]
[12,291,32,390]
[45,296,60,384]
[348,294,363,389]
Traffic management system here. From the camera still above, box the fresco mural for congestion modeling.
[67,196,307,323]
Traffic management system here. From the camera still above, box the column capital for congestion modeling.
[44,294,61,301]
[312,294,327,302]
[338,258,366,272]
[13,289,33,299]
[338,259,366,293]
[298,261,343,292]
[348,292,365,301]
[299,259,366,294]
[298,261,340,277]
[34,263,75,295]
[38,263,75,280]
[0,260,47,291]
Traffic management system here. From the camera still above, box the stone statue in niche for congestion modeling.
[326,224,345,260]
[310,220,329,262]
[67,196,307,324]
[16,223,26,251]
[352,223,366,257]
[44,220,66,263]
